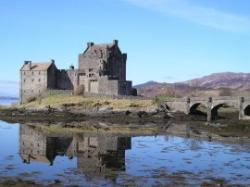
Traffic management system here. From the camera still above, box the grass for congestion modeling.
[37,124,162,135]
[0,105,8,110]
[153,95,176,106]
[19,94,155,110]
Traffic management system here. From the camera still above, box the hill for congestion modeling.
[135,72,250,97]
[184,72,250,90]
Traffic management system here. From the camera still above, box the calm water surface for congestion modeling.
[0,99,250,186]
[0,98,17,106]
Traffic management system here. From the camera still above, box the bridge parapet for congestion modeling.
[163,98,187,102]
[174,98,189,103]
[189,97,210,103]
[166,96,239,103]
[160,96,250,121]
[164,96,249,102]
[212,96,238,101]
[189,97,208,100]
[242,97,250,102]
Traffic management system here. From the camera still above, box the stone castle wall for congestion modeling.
[20,69,48,103]
[98,76,119,95]
[56,69,78,90]
[20,61,59,103]
[20,40,135,104]
[19,124,48,163]
[20,66,133,104]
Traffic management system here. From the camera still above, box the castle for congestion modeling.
[20,40,136,103]
[20,123,131,178]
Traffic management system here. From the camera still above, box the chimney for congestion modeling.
[113,40,118,46]
[87,42,94,48]
[70,65,75,70]
[122,53,127,62]
[24,61,32,70]
[51,59,55,64]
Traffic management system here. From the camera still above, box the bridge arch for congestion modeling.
[211,104,224,119]
[211,102,238,120]
[189,103,207,115]
[243,105,250,116]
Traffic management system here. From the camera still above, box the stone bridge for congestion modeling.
[161,96,250,121]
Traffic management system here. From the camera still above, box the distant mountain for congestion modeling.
[0,80,19,97]
[135,81,191,97]
[135,72,250,97]
[183,72,250,90]
[0,96,18,100]
[134,81,160,89]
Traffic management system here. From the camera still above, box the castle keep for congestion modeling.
[20,40,135,103]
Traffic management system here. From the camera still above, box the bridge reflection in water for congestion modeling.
[19,124,131,179]
[163,96,250,121]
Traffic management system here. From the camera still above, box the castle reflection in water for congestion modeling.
[19,124,131,178]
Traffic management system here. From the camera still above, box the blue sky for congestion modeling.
[1,0,250,95]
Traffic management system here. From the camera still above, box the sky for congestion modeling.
[1,0,250,95]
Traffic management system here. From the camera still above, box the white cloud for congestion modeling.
[122,0,250,32]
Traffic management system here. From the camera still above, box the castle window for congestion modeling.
[32,79,34,82]
[39,71,41,75]
[38,78,41,82]
[23,72,26,75]
[32,71,34,75]
[23,79,26,83]
[89,68,93,72]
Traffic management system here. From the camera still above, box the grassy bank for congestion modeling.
[36,122,164,136]
[0,105,6,110]
[19,95,155,110]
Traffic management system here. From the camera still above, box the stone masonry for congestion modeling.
[162,96,250,121]
[19,123,131,177]
[20,40,136,103]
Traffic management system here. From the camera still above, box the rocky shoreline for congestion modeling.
[1,106,250,140]
[0,106,171,123]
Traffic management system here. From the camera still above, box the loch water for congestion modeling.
[0,99,250,186]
